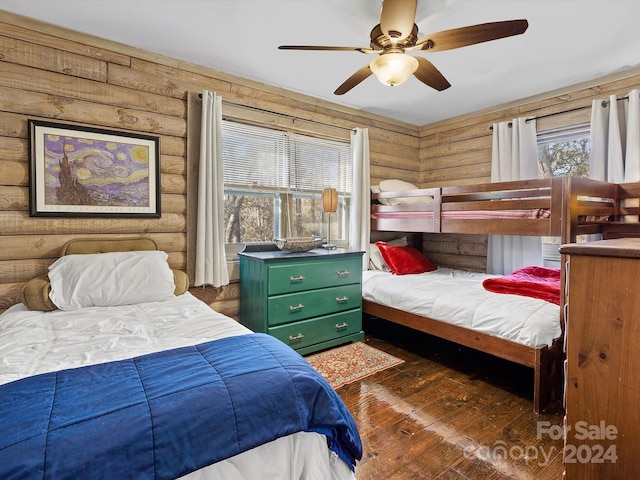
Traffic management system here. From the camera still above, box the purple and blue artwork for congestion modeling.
[43,133,151,207]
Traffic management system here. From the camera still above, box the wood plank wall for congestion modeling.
[0,11,419,313]
[417,68,640,271]
[2,10,640,310]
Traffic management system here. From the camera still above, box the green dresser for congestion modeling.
[239,247,364,355]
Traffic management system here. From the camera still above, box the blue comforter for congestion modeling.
[0,333,362,479]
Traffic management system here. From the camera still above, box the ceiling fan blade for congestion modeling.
[413,19,529,52]
[380,0,418,41]
[278,45,378,54]
[334,65,373,95]
[413,57,451,91]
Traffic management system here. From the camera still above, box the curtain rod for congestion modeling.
[197,93,355,132]
[488,95,630,130]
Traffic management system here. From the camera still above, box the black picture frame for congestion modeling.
[28,119,161,218]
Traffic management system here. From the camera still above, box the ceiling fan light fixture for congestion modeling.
[370,53,418,87]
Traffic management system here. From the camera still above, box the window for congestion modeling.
[537,123,591,266]
[537,124,590,178]
[222,121,352,256]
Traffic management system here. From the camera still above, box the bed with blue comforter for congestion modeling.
[0,333,361,479]
[0,238,362,479]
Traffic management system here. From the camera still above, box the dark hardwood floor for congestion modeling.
[338,316,565,479]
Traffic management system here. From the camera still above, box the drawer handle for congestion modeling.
[336,296,349,303]
[335,322,348,330]
[289,275,305,283]
[336,270,350,277]
[289,303,304,312]
[289,333,304,342]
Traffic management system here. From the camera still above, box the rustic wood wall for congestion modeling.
[417,67,640,271]
[3,10,640,311]
[0,11,419,313]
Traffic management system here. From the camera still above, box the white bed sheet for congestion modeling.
[362,268,561,348]
[0,292,354,480]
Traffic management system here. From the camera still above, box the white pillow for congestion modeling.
[378,179,434,205]
[48,250,176,310]
[369,244,387,271]
[371,184,389,205]
[369,237,408,271]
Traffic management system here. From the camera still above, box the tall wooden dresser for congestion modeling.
[239,247,364,355]
[560,238,640,479]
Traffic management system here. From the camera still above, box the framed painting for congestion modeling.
[28,120,161,218]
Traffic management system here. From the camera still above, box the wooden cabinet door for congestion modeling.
[564,242,640,479]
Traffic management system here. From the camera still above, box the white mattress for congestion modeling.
[362,268,561,348]
[0,293,354,480]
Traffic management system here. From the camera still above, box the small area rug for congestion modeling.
[305,342,404,389]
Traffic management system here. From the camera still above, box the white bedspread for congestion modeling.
[0,293,354,480]
[362,268,561,347]
[0,292,251,386]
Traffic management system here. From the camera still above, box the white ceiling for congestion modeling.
[2,0,640,126]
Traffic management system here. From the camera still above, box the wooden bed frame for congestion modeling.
[366,176,640,413]
[372,176,629,239]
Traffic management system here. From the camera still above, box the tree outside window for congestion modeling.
[538,133,590,178]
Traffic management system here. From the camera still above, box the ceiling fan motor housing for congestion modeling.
[369,24,419,50]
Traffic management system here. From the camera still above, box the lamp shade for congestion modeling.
[322,188,338,213]
[370,53,418,87]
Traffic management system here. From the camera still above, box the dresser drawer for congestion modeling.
[267,257,362,295]
[268,310,362,350]
[268,283,361,326]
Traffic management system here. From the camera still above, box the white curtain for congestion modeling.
[487,117,542,274]
[590,90,640,222]
[349,127,370,270]
[194,90,229,287]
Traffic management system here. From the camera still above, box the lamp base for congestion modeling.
[322,243,337,250]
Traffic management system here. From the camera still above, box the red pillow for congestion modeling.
[375,242,437,275]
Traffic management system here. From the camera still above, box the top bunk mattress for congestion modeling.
[371,209,551,220]
[362,268,561,348]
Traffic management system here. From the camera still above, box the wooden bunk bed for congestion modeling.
[366,176,640,413]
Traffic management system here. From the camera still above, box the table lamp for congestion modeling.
[322,188,338,249]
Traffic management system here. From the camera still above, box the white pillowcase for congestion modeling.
[48,250,176,310]
[370,184,389,205]
[369,236,408,271]
[378,179,434,205]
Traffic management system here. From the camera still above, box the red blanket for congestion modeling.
[482,266,561,305]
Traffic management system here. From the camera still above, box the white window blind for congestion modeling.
[222,122,287,190]
[221,121,351,193]
[291,135,352,193]
[537,123,590,145]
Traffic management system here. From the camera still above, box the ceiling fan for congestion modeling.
[278,0,528,95]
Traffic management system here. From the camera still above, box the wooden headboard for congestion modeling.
[60,237,158,255]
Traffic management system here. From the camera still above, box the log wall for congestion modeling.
[2,10,640,310]
[0,11,419,312]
